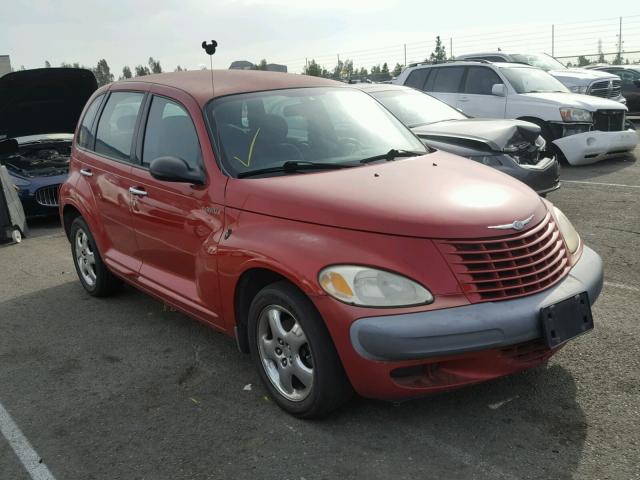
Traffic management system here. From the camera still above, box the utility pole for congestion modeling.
[404,44,407,66]
[551,24,555,57]
[450,38,453,59]
[617,16,623,63]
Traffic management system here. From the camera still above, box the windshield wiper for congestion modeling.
[237,161,354,178]
[359,149,425,164]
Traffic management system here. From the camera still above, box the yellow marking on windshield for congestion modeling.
[234,128,261,167]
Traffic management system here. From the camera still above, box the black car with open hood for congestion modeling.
[0,68,98,216]
[355,83,560,195]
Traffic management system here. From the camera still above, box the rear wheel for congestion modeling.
[70,217,120,297]
[248,281,353,418]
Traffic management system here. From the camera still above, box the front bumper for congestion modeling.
[350,246,603,362]
[553,129,638,166]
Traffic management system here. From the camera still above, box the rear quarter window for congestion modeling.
[76,94,104,150]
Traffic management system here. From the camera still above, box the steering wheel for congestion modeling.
[337,137,363,155]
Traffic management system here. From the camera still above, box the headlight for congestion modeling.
[318,266,433,307]
[569,85,588,94]
[559,107,592,123]
[553,207,580,254]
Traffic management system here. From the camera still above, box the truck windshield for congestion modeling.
[501,67,569,94]
[207,87,427,178]
[370,89,466,127]
[511,53,567,71]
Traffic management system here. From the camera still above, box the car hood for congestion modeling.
[549,68,618,84]
[521,92,628,111]
[411,119,540,151]
[225,151,547,239]
[0,68,98,140]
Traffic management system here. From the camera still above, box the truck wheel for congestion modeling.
[70,217,120,297]
[248,281,353,418]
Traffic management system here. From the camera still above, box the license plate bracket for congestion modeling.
[540,292,594,348]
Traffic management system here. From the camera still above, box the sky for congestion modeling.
[2,1,639,76]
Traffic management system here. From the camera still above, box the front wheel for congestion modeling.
[248,281,352,418]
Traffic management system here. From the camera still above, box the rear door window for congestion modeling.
[430,67,465,93]
[76,94,104,150]
[94,92,144,162]
[404,69,430,90]
[464,67,503,95]
[142,96,202,169]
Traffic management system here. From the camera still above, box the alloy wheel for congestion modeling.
[75,228,96,287]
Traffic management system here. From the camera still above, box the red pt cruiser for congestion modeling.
[59,71,603,418]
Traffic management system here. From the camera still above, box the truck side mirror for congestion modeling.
[491,84,506,97]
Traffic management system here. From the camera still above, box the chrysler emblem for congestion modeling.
[488,214,535,231]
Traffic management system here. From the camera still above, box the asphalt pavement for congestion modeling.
[1,136,639,480]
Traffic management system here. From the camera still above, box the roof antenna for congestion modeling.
[201,40,218,98]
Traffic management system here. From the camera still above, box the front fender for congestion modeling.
[216,208,465,333]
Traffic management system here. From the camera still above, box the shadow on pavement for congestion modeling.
[0,281,586,480]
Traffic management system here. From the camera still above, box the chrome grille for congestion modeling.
[35,185,60,207]
[589,79,622,99]
[435,213,570,303]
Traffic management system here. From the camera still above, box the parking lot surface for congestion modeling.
[1,135,639,480]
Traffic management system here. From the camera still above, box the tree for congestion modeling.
[303,59,323,77]
[428,36,447,64]
[135,65,151,77]
[148,57,162,74]
[122,66,132,79]
[379,62,391,81]
[44,60,51,68]
[392,63,403,77]
[175,65,184,72]
[332,59,344,80]
[93,59,114,86]
[577,56,592,67]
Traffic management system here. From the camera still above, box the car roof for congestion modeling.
[351,83,410,93]
[120,70,342,106]
[407,61,533,70]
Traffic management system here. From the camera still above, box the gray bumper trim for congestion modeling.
[350,246,603,361]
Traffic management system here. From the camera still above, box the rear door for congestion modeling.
[459,66,507,118]
[422,66,465,110]
[75,89,147,277]
[127,88,226,326]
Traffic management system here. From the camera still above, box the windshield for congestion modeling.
[511,53,567,71]
[14,133,74,144]
[501,67,569,94]
[207,87,426,177]
[370,89,466,127]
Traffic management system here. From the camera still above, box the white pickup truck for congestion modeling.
[394,61,638,165]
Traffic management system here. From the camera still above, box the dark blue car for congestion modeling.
[0,68,97,216]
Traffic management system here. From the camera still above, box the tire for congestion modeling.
[248,281,353,418]
[69,217,120,297]
[11,228,22,244]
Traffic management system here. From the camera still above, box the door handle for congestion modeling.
[80,168,93,177]
[129,187,148,197]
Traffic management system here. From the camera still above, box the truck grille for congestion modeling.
[593,110,625,132]
[589,79,622,99]
[35,185,60,207]
[436,212,570,303]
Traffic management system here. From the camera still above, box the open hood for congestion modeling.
[411,119,540,151]
[225,152,547,239]
[0,68,98,140]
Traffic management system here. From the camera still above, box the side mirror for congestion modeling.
[149,156,205,185]
[491,84,507,97]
